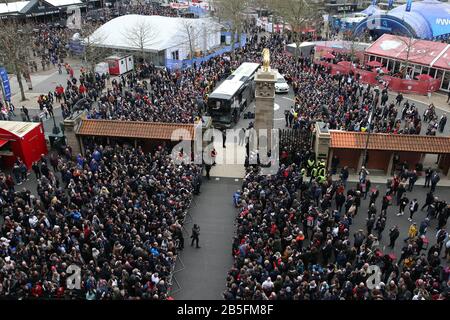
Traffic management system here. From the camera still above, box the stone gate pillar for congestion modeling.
[63,112,84,156]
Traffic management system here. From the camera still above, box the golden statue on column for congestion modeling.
[262,48,270,72]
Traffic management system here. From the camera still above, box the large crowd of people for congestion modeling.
[0,145,201,299]
[224,153,449,300]
[1,6,449,301]
[53,30,281,124]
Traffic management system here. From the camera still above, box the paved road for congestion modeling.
[173,178,240,300]
[333,182,449,263]
[171,175,450,300]
[7,60,86,139]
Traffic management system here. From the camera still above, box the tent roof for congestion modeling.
[0,1,28,14]
[0,0,81,14]
[433,45,450,69]
[287,42,316,48]
[88,15,221,52]
[314,40,370,52]
[0,121,41,138]
[388,0,450,39]
[360,4,385,16]
[365,34,449,68]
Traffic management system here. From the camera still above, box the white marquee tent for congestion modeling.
[87,15,222,66]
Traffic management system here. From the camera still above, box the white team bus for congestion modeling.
[207,62,260,128]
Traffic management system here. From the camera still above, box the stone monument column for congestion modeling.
[254,68,277,147]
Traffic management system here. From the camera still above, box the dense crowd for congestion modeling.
[86,3,179,22]
[2,9,450,301]
[224,153,450,300]
[0,145,201,299]
[16,21,447,137]
[59,31,285,123]
[284,65,447,135]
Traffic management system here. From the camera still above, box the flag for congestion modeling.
[388,0,394,9]
[405,0,412,12]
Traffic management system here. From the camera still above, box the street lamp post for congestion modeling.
[52,113,60,135]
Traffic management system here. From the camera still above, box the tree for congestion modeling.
[394,35,423,79]
[0,21,32,102]
[124,20,157,64]
[179,19,202,60]
[348,35,362,63]
[270,0,325,59]
[82,23,110,72]
[213,0,250,56]
[250,0,269,17]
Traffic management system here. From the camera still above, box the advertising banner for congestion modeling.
[0,67,11,101]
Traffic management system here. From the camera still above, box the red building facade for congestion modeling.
[0,121,48,169]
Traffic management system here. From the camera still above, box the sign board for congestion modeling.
[405,0,412,12]
[0,67,11,101]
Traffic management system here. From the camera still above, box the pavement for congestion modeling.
[400,91,450,114]
[173,85,450,300]
[207,90,295,179]
[172,177,240,300]
[9,58,84,110]
[6,58,96,138]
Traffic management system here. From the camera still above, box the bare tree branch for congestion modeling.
[123,20,158,64]
[213,0,250,56]
[82,23,110,72]
[392,35,425,79]
[269,0,325,59]
[0,21,33,101]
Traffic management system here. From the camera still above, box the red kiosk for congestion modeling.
[106,55,134,76]
[0,121,48,169]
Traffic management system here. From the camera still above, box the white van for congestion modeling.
[275,72,289,93]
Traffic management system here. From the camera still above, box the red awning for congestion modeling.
[0,139,8,148]
[322,53,335,59]
[416,74,433,81]
[365,34,448,67]
[337,61,353,68]
[366,60,383,68]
